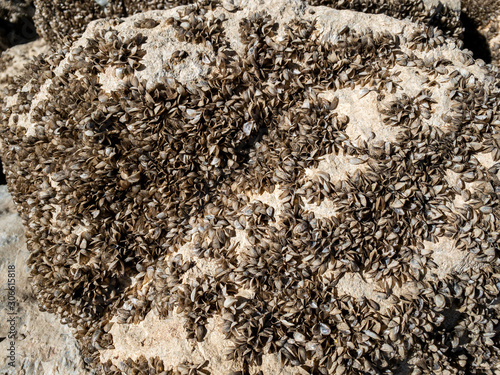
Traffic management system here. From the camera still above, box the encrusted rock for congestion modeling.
[33,0,464,45]
[2,0,500,374]
[33,0,198,45]
[0,186,88,374]
[310,0,463,37]
[0,38,50,185]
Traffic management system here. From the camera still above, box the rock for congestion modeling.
[0,186,88,374]
[310,0,463,37]
[1,0,500,374]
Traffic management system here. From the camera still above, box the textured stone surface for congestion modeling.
[1,0,500,374]
[0,35,85,375]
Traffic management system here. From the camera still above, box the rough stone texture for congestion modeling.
[2,0,500,374]
[0,35,83,375]
[0,186,88,375]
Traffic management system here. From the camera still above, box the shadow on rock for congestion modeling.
[461,12,492,63]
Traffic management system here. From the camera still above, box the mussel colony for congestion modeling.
[33,0,463,45]
[33,0,195,44]
[1,1,500,374]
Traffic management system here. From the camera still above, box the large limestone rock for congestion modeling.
[1,0,500,374]
[0,37,84,375]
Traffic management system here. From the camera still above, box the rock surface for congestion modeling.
[0,186,88,375]
[1,0,500,374]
